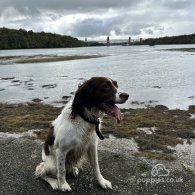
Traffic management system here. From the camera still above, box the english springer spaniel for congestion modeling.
[35,77,129,192]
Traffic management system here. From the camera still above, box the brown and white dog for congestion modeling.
[35,77,129,192]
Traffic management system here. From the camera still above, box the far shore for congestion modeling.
[0,54,105,65]
[163,48,195,52]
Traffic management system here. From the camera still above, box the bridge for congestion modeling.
[85,37,142,46]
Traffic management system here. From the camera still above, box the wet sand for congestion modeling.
[0,54,105,65]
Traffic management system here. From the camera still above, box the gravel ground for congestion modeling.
[98,135,139,155]
[1,137,195,195]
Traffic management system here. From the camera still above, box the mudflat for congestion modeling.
[0,54,105,65]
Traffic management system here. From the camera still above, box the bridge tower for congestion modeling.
[128,37,131,45]
[107,36,110,46]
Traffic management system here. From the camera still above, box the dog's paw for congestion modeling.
[58,182,72,192]
[72,167,79,177]
[50,180,58,190]
[35,162,45,177]
[98,178,112,189]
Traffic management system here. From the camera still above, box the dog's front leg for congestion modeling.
[56,148,72,192]
[87,142,112,189]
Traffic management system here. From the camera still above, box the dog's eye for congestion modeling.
[113,80,118,88]
[103,82,111,89]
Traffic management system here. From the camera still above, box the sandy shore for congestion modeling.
[0,54,105,65]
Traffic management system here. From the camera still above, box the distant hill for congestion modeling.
[135,34,195,46]
[0,27,87,49]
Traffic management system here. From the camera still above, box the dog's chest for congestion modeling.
[71,132,94,154]
[66,137,92,166]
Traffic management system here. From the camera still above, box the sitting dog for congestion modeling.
[35,77,129,192]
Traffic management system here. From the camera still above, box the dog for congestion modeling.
[35,76,129,192]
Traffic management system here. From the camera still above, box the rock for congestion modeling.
[11,80,20,83]
[182,163,195,174]
[1,77,15,80]
[27,87,34,90]
[152,86,161,89]
[154,105,168,110]
[131,101,145,105]
[42,84,57,89]
[62,95,71,99]
[32,98,42,103]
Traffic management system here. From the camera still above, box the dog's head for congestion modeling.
[71,77,129,123]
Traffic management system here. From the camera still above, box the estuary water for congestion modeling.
[0,44,195,109]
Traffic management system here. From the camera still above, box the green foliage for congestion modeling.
[0,27,87,49]
[137,34,195,45]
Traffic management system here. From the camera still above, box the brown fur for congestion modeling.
[44,77,119,155]
[44,125,55,155]
[71,77,118,119]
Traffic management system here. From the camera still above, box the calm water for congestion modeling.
[0,45,195,109]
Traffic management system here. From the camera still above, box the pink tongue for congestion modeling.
[112,105,122,123]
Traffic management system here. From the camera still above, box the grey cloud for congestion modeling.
[112,26,123,35]
[0,0,142,16]
[160,0,195,10]
[0,0,195,39]
[154,25,164,32]
[71,18,112,37]
[69,15,127,37]
[123,24,153,36]
[142,29,153,35]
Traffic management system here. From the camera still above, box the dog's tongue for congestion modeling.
[100,103,123,123]
[111,104,122,123]
[102,103,122,123]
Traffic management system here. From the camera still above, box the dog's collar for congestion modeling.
[95,121,104,140]
[77,108,104,140]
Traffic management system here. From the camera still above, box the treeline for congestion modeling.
[138,34,195,45]
[0,27,87,49]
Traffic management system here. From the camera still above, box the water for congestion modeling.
[0,45,195,109]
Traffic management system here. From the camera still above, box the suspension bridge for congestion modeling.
[85,37,142,46]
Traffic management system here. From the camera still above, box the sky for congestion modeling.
[0,0,195,41]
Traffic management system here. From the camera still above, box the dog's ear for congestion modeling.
[71,80,87,119]
[71,78,97,118]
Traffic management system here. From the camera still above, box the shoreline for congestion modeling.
[0,54,105,65]
[163,48,195,52]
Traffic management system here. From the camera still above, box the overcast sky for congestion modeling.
[0,0,195,41]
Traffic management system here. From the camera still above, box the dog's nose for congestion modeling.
[119,93,129,101]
